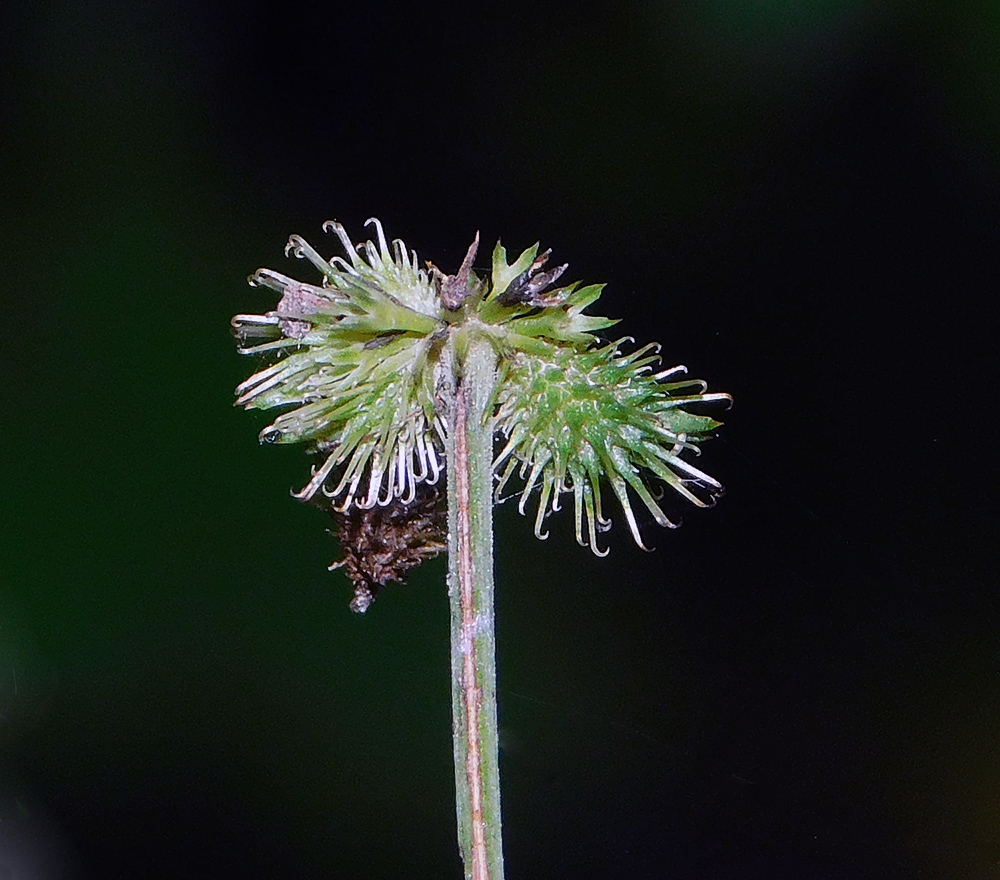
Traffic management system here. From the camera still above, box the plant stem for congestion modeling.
[446,335,504,880]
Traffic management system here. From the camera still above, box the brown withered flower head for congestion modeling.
[324,483,446,613]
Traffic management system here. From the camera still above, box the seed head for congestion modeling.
[233,218,731,575]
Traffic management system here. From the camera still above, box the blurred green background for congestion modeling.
[2,1,998,877]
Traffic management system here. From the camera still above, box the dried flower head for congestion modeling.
[233,218,731,587]
[326,483,446,613]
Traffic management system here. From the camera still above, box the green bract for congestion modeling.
[233,219,730,554]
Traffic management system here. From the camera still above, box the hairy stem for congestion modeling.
[446,336,504,880]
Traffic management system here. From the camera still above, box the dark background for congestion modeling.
[2,1,998,878]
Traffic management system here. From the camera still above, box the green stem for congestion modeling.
[446,336,504,880]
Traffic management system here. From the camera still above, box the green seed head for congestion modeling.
[233,219,730,556]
